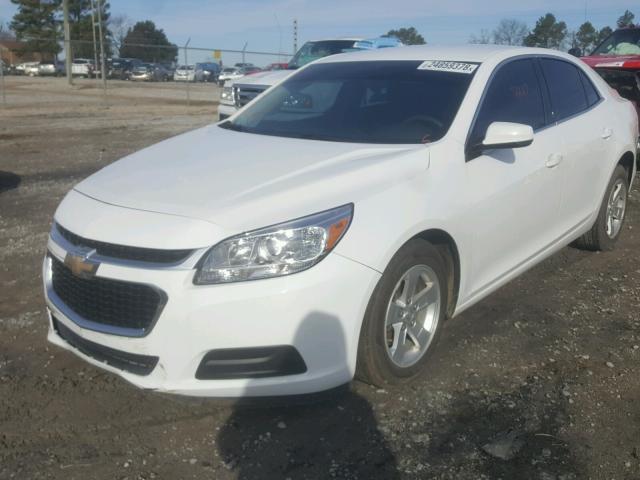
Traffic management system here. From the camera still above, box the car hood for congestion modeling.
[581,54,640,69]
[228,69,292,88]
[74,125,427,232]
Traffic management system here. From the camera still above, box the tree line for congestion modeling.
[382,9,635,52]
[3,0,178,63]
[469,10,635,53]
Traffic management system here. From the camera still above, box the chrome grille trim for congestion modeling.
[49,223,207,271]
[233,84,269,108]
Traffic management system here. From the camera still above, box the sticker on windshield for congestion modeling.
[417,60,478,74]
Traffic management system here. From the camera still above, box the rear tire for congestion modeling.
[574,164,629,251]
[356,239,447,387]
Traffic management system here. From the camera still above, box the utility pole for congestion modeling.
[90,0,99,88]
[184,38,191,106]
[62,0,73,86]
[95,0,107,94]
[293,19,298,54]
[0,57,5,106]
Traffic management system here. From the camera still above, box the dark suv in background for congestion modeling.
[196,62,222,83]
[107,58,142,80]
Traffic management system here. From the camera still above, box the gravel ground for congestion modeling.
[1,76,639,480]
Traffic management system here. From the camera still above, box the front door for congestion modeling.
[461,58,564,298]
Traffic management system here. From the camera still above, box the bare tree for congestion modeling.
[109,14,132,55]
[0,19,15,40]
[469,29,491,44]
[492,18,528,46]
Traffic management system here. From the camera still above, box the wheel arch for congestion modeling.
[618,150,636,188]
[413,229,461,320]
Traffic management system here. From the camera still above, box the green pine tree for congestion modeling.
[384,27,426,45]
[575,21,597,54]
[10,0,62,61]
[119,21,177,63]
[596,26,613,45]
[616,10,635,28]
[68,0,112,59]
[523,13,567,49]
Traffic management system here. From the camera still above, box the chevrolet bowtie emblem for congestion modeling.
[64,249,99,279]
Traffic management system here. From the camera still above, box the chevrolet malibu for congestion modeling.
[44,45,638,397]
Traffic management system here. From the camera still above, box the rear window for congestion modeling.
[221,60,476,144]
[579,71,601,107]
[540,58,588,122]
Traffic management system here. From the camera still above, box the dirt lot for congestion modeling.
[1,75,639,480]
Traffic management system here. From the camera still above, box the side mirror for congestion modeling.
[482,122,534,150]
[568,47,582,57]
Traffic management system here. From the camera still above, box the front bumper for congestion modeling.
[44,238,380,397]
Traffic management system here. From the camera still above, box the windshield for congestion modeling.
[592,28,640,56]
[220,61,476,144]
[288,40,358,69]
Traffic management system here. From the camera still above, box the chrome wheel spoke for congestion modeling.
[611,183,622,204]
[388,322,404,356]
[401,272,418,306]
[406,324,427,351]
[386,303,405,326]
[412,281,437,311]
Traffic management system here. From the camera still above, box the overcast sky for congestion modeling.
[0,0,637,63]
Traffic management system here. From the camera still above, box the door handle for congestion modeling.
[546,153,563,168]
[601,128,613,140]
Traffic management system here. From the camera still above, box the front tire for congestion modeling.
[575,165,629,251]
[356,239,447,386]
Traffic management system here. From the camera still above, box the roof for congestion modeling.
[314,44,566,65]
[0,40,23,50]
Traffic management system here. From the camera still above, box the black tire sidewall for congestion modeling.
[358,239,448,385]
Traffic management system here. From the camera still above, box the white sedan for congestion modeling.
[44,45,637,397]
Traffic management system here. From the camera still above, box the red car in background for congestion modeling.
[263,62,288,71]
[577,26,640,120]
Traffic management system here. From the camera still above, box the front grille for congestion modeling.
[56,223,193,264]
[233,84,268,107]
[52,316,159,376]
[51,256,165,333]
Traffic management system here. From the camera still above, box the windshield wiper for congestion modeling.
[218,121,247,132]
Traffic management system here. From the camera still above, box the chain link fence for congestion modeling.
[0,38,291,106]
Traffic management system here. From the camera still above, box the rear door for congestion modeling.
[462,57,565,296]
[538,58,610,229]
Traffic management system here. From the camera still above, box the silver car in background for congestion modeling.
[38,61,65,77]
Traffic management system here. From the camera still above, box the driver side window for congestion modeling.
[469,58,546,148]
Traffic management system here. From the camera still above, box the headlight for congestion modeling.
[194,204,353,285]
[220,86,233,104]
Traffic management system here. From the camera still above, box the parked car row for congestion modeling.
[6,60,65,76]
[3,58,286,85]
[4,58,229,83]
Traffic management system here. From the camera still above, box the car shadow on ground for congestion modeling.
[215,313,400,479]
[0,171,20,194]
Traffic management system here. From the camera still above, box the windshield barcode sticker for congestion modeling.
[417,60,478,74]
